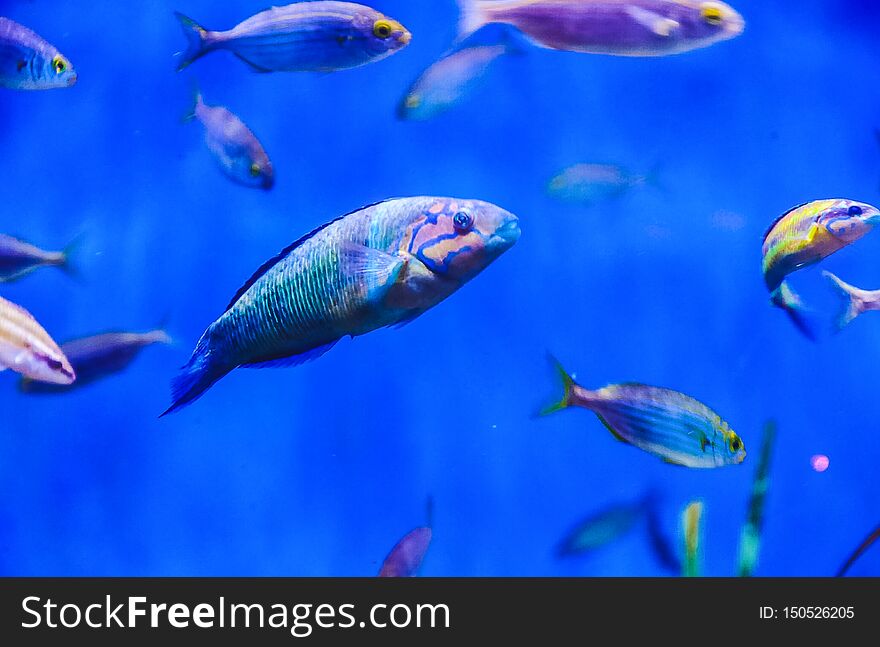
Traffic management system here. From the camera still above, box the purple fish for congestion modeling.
[378,527,432,577]
[20,330,171,394]
[0,17,76,90]
[186,92,274,190]
[456,0,744,57]
[0,234,74,282]
[174,2,411,73]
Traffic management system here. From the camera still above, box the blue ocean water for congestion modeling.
[1,0,879,576]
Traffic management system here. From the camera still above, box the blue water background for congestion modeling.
[1,0,879,576]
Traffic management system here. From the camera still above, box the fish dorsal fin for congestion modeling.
[224,199,392,312]
[762,201,811,245]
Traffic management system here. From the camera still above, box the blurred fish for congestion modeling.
[822,272,880,332]
[185,91,274,190]
[556,496,648,557]
[0,234,75,282]
[399,26,522,121]
[0,296,74,384]
[174,2,411,73]
[20,330,172,394]
[0,17,77,90]
[547,163,652,205]
[163,197,520,415]
[378,527,432,577]
[682,500,703,577]
[645,493,681,574]
[737,420,776,577]
[456,0,744,56]
[762,199,880,339]
[837,522,880,577]
[542,359,746,468]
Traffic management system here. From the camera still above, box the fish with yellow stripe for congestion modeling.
[0,296,75,384]
[762,199,880,339]
[163,197,520,415]
[542,358,745,468]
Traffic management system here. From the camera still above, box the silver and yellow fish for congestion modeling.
[164,197,520,415]
[0,296,75,384]
[762,199,880,338]
[0,17,76,90]
[542,359,745,468]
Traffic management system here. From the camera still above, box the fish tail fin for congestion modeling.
[174,11,210,71]
[456,0,492,40]
[771,282,818,341]
[540,355,576,416]
[57,233,84,279]
[161,332,229,417]
[148,330,174,346]
[823,271,867,331]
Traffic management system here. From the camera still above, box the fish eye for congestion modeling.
[47,358,63,370]
[52,56,67,75]
[453,211,474,233]
[250,163,261,177]
[848,205,863,217]
[729,436,742,452]
[701,5,725,25]
[373,20,393,39]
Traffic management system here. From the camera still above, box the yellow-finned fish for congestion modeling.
[0,296,75,384]
[762,199,880,339]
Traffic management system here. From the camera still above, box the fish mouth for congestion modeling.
[67,73,78,87]
[725,13,746,36]
[493,218,521,246]
[396,30,412,47]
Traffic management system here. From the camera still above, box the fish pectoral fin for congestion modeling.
[241,340,339,369]
[233,53,273,73]
[338,243,407,300]
[626,6,679,37]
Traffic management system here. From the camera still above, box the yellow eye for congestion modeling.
[373,19,393,39]
[728,434,742,452]
[250,163,261,177]
[701,5,725,25]
[53,55,67,74]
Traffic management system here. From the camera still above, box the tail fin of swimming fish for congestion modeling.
[823,271,870,332]
[456,0,493,40]
[770,282,818,341]
[174,12,210,71]
[540,355,575,416]
[161,333,230,416]
[57,233,84,280]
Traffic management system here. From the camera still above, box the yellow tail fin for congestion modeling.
[541,356,575,416]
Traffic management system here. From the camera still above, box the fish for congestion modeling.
[0,296,75,384]
[163,197,520,415]
[0,234,75,283]
[556,497,648,557]
[547,163,652,205]
[0,17,77,90]
[378,527,432,577]
[645,492,681,573]
[542,358,746,468]
[185,91,274,190]
[174,2,411,73]
[398,26,522,121]
[762,199,880,339]
[19,330,172,394]
[822,272,880,332]
[455,0,745,57]
[682,500,703,577]
[737,420,776,577]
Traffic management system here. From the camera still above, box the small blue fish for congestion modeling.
[185,91,274,190]
[175,2,411,73]
[0,17,76,90]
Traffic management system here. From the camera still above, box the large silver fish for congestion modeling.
[164,197,520,415]
[0,17,76,90]
[0,296,75,384]
[175,2,411,73]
